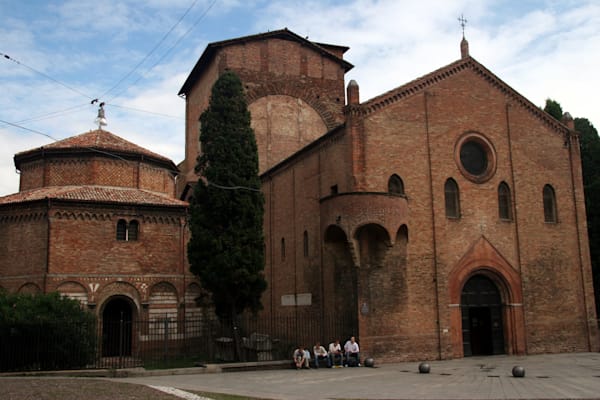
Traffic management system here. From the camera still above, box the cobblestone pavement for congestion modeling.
[113,352,600,399]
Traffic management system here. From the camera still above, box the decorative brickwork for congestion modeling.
[0,129,201,358]
[178,29,598,362]
[1,29,597,364]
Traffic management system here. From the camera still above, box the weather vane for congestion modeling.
[458,14,468,37]
[92,99,107,130]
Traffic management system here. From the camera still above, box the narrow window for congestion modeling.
[116,219,127,241]
[445,178,460,218]
[498,182,512,220]
[388,174,405,195]
[543,184,557,223]
[330,185,338,195]
[303,231,309,257]
[281,238,286,261]
[128,220,139,241]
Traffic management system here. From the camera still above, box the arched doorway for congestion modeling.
[323,225,358,340]
[461,275,505,356]
[102,297,133,357]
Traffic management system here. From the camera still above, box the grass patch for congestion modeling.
[191,392,275,400]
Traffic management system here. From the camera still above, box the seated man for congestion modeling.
[293,345,309,369]
[344,336,360,367]
[328,339,343,367]
[313,341,330,368]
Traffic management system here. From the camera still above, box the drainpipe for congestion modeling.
[424,92,442,359]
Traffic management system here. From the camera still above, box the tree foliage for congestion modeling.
[0,291,97,371]
[544,98,563,120]
[544,99,600,317]
[187,71,267,321]
[575,117,600,317]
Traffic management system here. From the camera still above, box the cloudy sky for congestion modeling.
[1,0,598,197]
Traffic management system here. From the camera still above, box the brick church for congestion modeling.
[1,28,598,361]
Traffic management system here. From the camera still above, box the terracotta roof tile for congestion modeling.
[0,185,188,207]
[16,129,171,163]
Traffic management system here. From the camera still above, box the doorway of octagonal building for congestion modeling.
[102,297,134,357]
[461,275,505,356]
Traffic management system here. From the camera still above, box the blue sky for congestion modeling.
[1,0,599,196]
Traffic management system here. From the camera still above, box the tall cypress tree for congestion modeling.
[545,99,600,317]
[187,71,266,322]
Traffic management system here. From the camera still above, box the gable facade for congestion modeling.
[180,30,598,361]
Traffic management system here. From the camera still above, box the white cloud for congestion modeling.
[1,0,599,197]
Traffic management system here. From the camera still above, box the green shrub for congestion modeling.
[0,291,97,371]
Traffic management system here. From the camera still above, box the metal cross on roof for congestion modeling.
[458,14,468,37]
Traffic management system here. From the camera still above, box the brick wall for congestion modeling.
[17,156,175,196]
[179,36,348,197]
[0,204,48,292]
[257,60,597,361]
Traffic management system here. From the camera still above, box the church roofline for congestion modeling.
[14,129,179,174]
[261,123,346,179]
[178,28,354,97]
[0,185,188,208]
[360,56,573,136]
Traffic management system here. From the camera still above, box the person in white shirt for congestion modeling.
[328,339,343,367]
[293,345,310,369]
[313,342,330,368]
[344,336,360,367]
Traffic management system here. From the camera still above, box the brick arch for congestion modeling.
[148,281,179,319]
[353,223,392,270]
[323,224,357,333]
[248,93,331,173]
[447,236,526,357]
[185,282,202,306]
[18,282,42,294]
[96,281,142,317]
[246,84,338,130]
[56,281,89,305]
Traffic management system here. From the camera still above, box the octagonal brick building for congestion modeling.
[0,129,203,356]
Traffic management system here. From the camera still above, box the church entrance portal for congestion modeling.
[102,297,133,357]
[461,275,505,356]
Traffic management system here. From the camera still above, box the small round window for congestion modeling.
[460,141,487,175]
[455,133,496,183]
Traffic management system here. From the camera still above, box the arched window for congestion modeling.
[116,219,127,241]
[303,231,309,257]
[444,178,460,218]
[498,182,512,220]
[388,174,405,195]
[543,184,557,223]
[116,219,139,241]
[128,220,139,241]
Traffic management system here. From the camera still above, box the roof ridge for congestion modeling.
[14,129,177,170]
[0,184,188,206]
[178,28,353,96]
[358,56,571,135]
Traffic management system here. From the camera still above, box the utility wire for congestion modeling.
[207,181,261,192]
[1,52,94,100]
[2,1,217,127]
[98,0,201,100]
[0,119,57,142]
[13,103,90,124]
[107,103,183,120]
[106,0,218,102]
[2,118,261,193]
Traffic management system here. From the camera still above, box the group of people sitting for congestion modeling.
[293,336,361,369]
